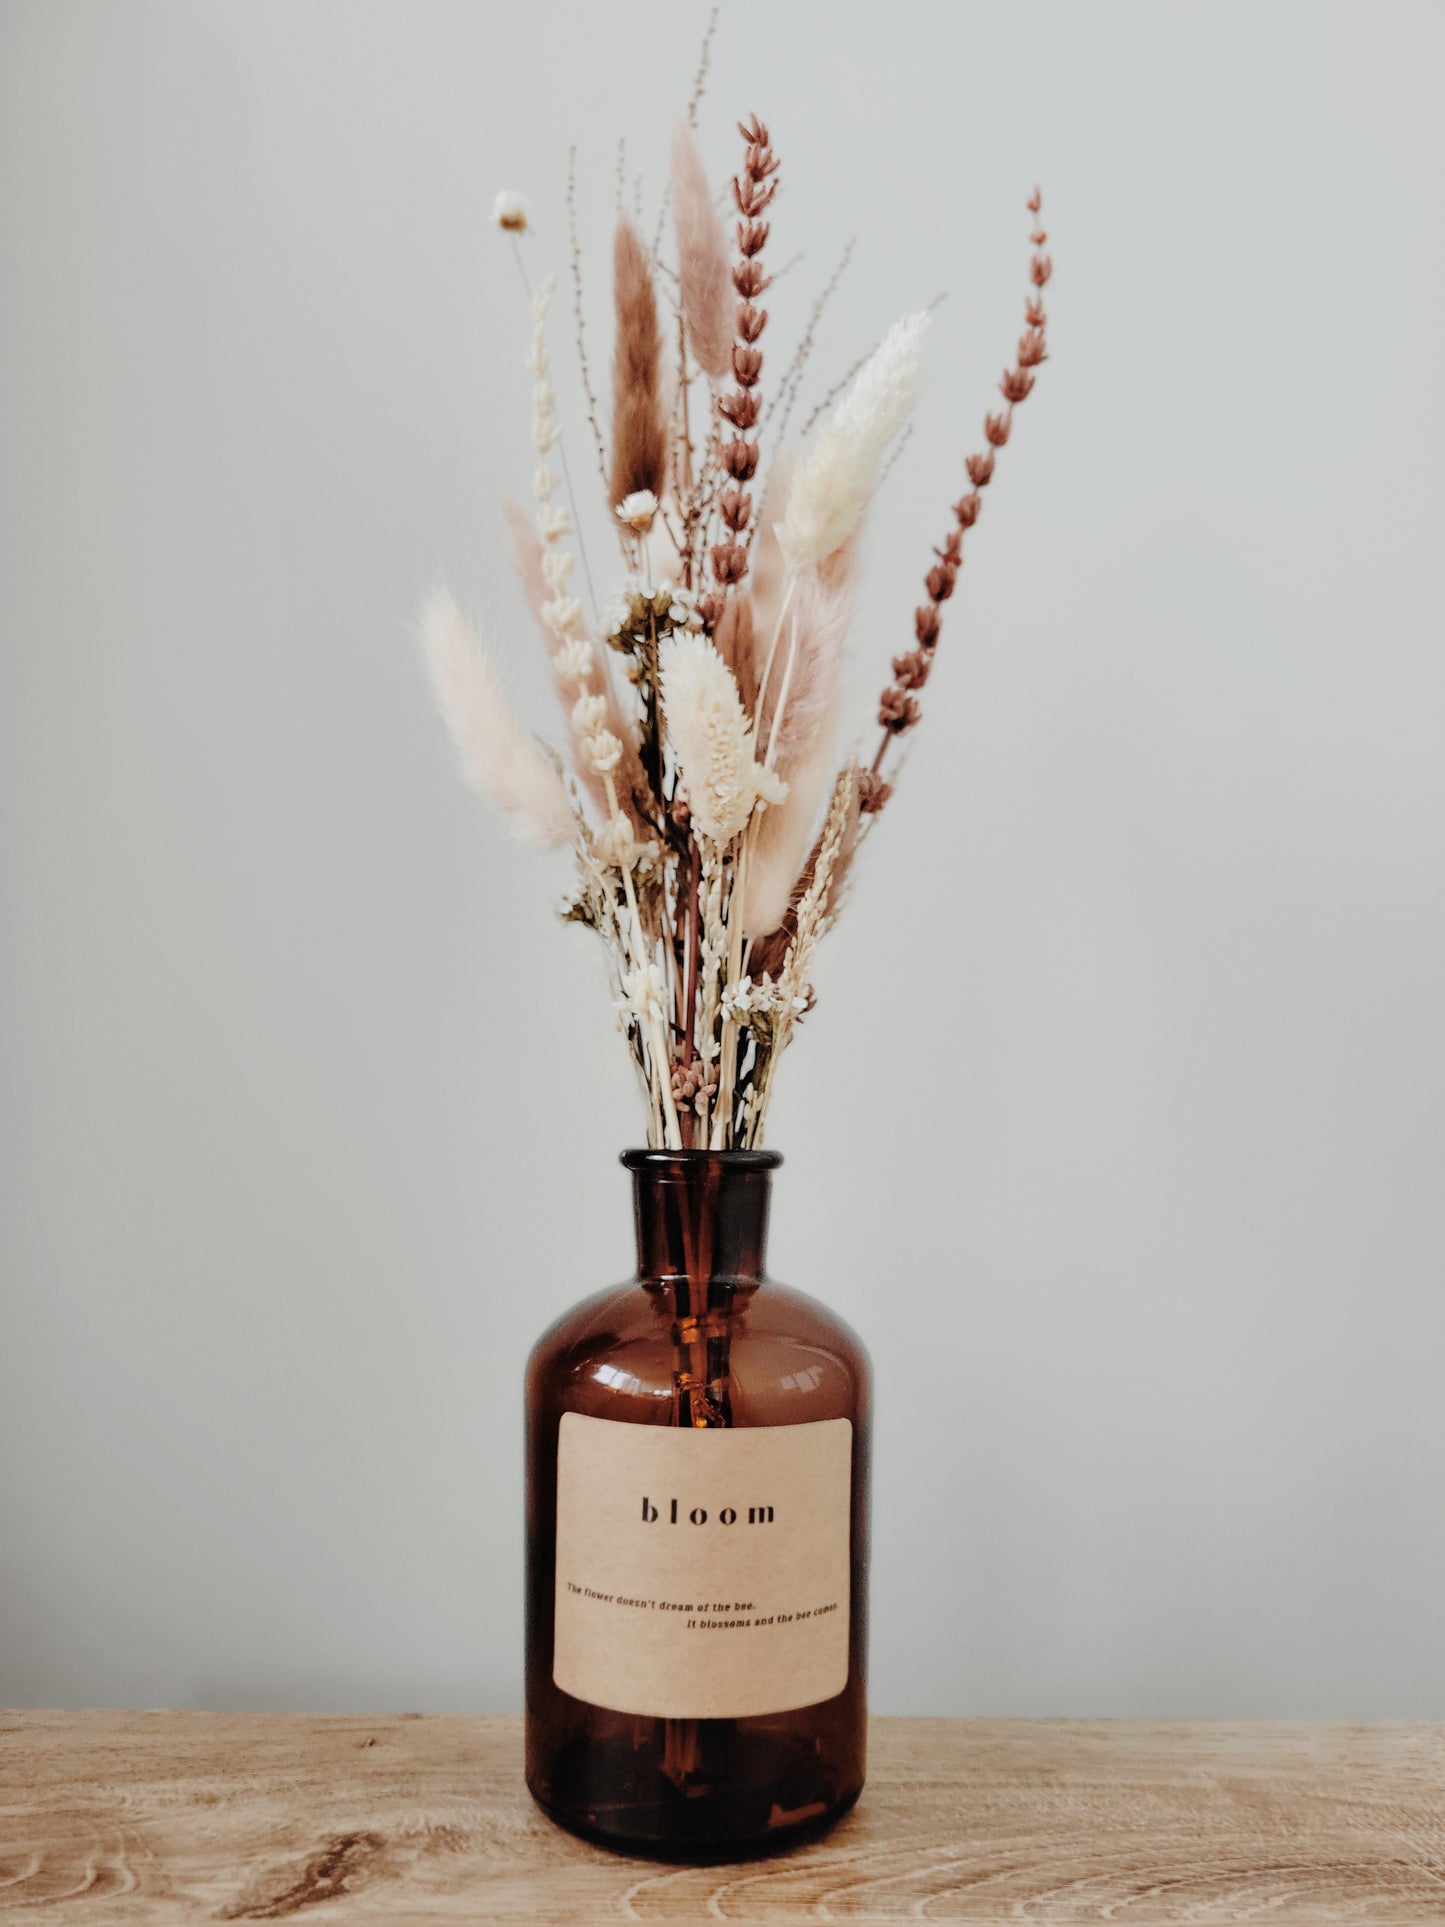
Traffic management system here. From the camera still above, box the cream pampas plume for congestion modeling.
[776,309,930,572]
[421,591,574,849]
[658,633,785,845]
[503,495,549,629]
[671,122,732,381]
[608,218,667,509]
[743,731,836,937]
[744,568,852,935]
[761,562,853,779]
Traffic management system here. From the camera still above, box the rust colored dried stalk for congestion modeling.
[709,114,779,611]
[609,217,667,508]
[865,189,1052,794]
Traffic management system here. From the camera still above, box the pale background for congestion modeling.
[3,0,1443,1719]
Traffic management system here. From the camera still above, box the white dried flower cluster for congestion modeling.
[719,974,809,1026]
[657,633,788,845]
[615,489,659,534]
[616,961,668,1026]
[598,577,699,650]
[777,309,930,572]
[595,815,658,874]
[492,189,529,233]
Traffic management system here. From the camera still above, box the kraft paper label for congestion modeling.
[553,1413,852,1718]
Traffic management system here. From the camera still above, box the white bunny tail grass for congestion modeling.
[658,632,783,846]
[421,591,574,849]
[776,309,930,573]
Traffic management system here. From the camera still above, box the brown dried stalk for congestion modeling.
[609,218,668,509]
[863,189,1052,809]
[767,236,855,441]
[701,114,779,630]
[566,149,609,487]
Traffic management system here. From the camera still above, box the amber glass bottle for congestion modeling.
[524,1149,871,1858]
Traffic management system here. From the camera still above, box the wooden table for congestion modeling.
[2,1713,1442,1922]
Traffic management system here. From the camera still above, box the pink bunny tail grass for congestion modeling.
[671,120,733,381]
[608,217,667,508]
[420,591,574,849]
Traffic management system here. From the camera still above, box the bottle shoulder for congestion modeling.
[527,1278,870,1427]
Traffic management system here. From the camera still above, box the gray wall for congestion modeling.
[3,0,1443,1718]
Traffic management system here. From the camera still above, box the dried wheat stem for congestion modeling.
[508,235,601,619]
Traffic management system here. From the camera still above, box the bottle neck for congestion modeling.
[625,1150,779,1292]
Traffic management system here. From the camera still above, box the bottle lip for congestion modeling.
[621,1148,782,1172]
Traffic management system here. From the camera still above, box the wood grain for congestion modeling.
[1,1713,1441,1923]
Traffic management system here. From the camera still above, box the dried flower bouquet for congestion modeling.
[425,79,1051,1152]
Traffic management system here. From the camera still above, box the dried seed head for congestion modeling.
[891,648,932,690]
[737,219,770,257]
[1017,329,1047,368]
[1001,368,1035,403]
[671,1059,718,1116]
[718,389,761,429]
[732,343,763,386]
[711,542,748,585]
[722,437,760,481]
[718,485,752,531]
[732,259,770,299]
[953,491,982,529]
[879,687,921,733]
[925,562,957,602]
[492,189,529,233]
[737,304,767,343]
[966,450,996,487]
[1030,253,1053,286]
[857,769,893,814]
[915,602,942,645]
[984,411,1011,447]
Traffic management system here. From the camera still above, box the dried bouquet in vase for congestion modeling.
[423,111,1051,1151]
[421,35,1060,1859]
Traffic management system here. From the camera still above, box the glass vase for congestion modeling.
[524,1148,871,1858]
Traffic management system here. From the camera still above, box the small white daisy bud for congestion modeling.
[615,489,659,535]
